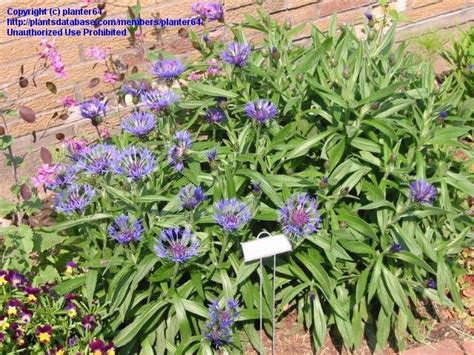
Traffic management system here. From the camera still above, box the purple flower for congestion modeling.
[19,308,32,323]
[390,243,403,252]
[122,111,157,137]
[108,214,144,244]
[65,302,78,318]
[214,198,251,232]
[205,108,226,124]
[78,144,118,175]
[68,336,79,347]
[207,148,217,162]
[24,286,41,303]
[179,185,206,210]
[141,89,180,112]
[89,339,116,354]
[6,299,22,316]
[364,11,373,21]
[154,227,200,263]
[192,2,224,22]
[46,164,79,191]
[220,42,251,67]
[151,58,186,81]
[279,193,322,238]
[63,138,89,162]
[203,299,239,348]
[122,80,149,97]
[244,100,278,124]
[35,324,53,344]
[80,98,107,125]
[113,146,156,180]
[81,314,97,331]
[6,271,26,288]
[427,278,437,289]
[54,184,96,214]
[168,130,193,172]
[409,180,437,205]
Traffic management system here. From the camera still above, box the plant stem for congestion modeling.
[167,263,180,297]
[218,232,229,264]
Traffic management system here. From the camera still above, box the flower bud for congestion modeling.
[284,18,292,30]
[191,41,201,50]
[319,176,329,189]
[296,73,304,81]
[256,0,264,5]
[343,66,350,79]
[389,54,396,66]
[271,47,280,60]
[371,102,380,110]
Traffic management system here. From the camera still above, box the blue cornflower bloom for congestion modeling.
[108,214,144,244]
[113,146,156,180]
[427,278,437,289]
[141,89,179,112]
[154,227,200,263]
[54,184,96,214]
[205,108,226,124]
[203,299,239,349]
[122,111,157,137]
[220,42,251,67]
[390,243,403,252]
[244,99,278,124]
[80,98,107,125]
[46,164,79,191]
[409,180,437,205]
[78,144,117,175]
[214,198,251,232]
[151,58,185,81]
[192,2,224,22]
[279,193,322,238]
[122,80,148,97]
[168,130,193,172]
[179,184,206,210]
[207,148,217,162]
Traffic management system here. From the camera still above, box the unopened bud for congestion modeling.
[284,18,292,30]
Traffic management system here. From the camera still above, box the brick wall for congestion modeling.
[0,0,473,200]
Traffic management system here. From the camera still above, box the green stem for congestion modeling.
[218,233,229,264]
[167,263,180,297]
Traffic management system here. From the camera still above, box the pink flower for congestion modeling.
[59,95,79,108]
[99,127,111,139]
[31,164,57,188]
[103,71,120,84]
[187,72,203,81]
[38,39,66,78]
[84,46,111,64]
[207,59,221,76]
[63,138,88,161]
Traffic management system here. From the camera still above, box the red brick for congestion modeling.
[410,0,442,9]
[317,0,377,18]
[463,340,474,354]
[401,339,464,355]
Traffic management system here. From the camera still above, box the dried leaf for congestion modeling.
[55,133,65,141]
[88,78,100,88]
[19,76,29,88]
[20,64,24,75]
[0,126,5,136]
[40,147,53,164]
[131,66,138,74]
[20,184,32,200]
[19,106,36,123]
[46,82,57,94]
[59,113,69,120]
[178,28,189,38]
[32,130,37,143]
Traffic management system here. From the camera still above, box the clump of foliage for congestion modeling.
[1,2,473,354]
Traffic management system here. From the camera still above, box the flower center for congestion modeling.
[289,208,308,227]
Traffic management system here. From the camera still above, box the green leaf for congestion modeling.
[286,129,337,160]
[188,83,238,98]
[54,276,87,295]
[85,269,98,306]
[0,135,13,150]
[40,213,112,232]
